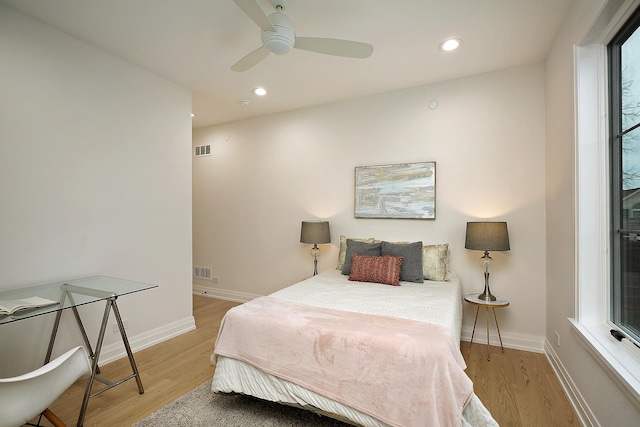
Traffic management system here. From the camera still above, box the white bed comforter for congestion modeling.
[270,269,463,344]
[212,269,498,427]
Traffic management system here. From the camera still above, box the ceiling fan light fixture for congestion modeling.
[262,12,295,55]
[439,38,462,51]
[263,36,294,54]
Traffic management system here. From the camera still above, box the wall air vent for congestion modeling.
[194,265,212,280]
[194,144,211,157]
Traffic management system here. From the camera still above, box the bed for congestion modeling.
[211,239,498,427]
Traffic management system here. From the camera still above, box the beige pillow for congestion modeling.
[422,243,449,281]
[336,235,376,271]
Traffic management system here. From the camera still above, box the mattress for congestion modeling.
[270,269,463,344]
[212,269,498,427]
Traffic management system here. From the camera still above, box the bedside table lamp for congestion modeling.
[300,220,331,276]
[465,221,510,301]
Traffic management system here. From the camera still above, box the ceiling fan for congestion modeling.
[231,0,374,72]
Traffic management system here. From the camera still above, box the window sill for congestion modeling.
[570,318,640,411]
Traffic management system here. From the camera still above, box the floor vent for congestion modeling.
[194,144,211,157]
[194,266,212,280]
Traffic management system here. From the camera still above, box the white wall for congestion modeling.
[193,63,547,351]
[0,5,193,375]
[545,0,640,425]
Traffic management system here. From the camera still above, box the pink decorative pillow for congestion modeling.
[349,255,403,286]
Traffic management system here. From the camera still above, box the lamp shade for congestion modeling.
[300,221,331,244]
[465,222,510,251]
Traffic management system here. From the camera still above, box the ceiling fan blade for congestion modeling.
[232,0,276,32]
[231,45,270,72]
[294,37,373,58]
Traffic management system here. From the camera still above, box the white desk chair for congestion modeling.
[0,346,91,427]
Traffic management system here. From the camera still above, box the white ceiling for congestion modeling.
[1,0,572,128]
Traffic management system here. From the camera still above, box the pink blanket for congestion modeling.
[213,296,472,427]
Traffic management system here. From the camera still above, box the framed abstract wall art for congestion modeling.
[354,162,436,219]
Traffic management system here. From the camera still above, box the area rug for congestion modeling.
[132,380,350,426]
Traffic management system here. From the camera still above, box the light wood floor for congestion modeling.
[40,295,579,426]
[460,343,579,426]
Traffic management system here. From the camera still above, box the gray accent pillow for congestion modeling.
[336,235,376,271]
[341,240,382,275]
[381,241,424,283]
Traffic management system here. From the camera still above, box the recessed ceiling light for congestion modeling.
[191,113,196,118]
[439,38,462,52]
[253,87,267,96]
[239,99,251,107]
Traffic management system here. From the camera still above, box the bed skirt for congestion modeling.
[213,356,499,427]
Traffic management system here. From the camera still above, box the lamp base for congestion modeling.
[311,244,319,276]
[478,268,496,301]
[477,291,496,302]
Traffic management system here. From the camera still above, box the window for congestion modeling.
[610,7,640,344]
[573,1,640,405]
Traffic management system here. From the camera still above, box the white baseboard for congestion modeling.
[98,316,196,365]
[193,284,260,303]
[544,339,599,427]
[460,326,545,353]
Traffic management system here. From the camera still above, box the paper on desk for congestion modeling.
[0,296,59,316]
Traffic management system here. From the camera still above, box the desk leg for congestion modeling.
[111,299,144,394]
[77,299,112,427]
[69,295,100,374]
[44,290,101,373]
[44,307,64,364]
[44,290,69,364]
[76,297,145,426]
[469,306,480,347]
[492,307,505,352]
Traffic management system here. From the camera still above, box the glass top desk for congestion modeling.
[0,276,158,426]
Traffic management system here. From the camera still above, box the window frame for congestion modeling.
[573,0,640,409]
[610,8,640,342]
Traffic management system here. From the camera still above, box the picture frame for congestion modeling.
[354,161,436,219]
